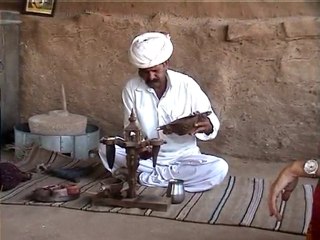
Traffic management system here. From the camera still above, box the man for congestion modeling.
[99,32,228,192]
[268,159,320,239]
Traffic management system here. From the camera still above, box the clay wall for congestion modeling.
[1,1,319,161]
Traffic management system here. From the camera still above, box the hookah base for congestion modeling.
[91,194,170,212]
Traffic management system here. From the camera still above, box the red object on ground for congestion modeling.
[311,184,320,239]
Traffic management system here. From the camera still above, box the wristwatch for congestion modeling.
[303,159,319,177]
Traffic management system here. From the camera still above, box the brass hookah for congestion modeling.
[100,109,165,199]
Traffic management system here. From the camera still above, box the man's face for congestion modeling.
[138,62,168,89]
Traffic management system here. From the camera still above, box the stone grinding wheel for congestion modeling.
[28,84,87,135]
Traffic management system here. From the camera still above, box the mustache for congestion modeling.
[146,78,160,84]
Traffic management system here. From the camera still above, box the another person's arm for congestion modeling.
[268,159,320,220]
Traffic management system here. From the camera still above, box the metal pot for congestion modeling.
[166,179,185,204]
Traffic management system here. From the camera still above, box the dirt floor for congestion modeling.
[1,205,304,240]
[0,150,307,240]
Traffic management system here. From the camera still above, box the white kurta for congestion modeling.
[99,69,228,192]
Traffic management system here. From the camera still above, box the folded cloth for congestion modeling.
[0,162,32,191]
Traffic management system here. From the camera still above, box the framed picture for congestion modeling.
[24,0,57,17]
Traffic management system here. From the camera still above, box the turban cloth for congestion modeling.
[129,32,173,69]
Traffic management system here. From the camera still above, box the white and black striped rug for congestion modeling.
[0,146,315,236]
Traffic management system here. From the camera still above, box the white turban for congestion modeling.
[129,32,173,69]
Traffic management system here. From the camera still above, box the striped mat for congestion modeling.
[0,146,316,236]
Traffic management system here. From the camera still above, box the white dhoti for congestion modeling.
[99,144,228,193]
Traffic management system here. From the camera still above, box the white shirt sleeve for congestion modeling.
[187,78,220,141]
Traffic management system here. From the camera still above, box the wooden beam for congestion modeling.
[92,194,170,212]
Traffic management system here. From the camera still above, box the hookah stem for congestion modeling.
[126,147,138,198]
[61,83,67,112]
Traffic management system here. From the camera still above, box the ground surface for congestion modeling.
[1,205,304,240]
[0,150,308,240]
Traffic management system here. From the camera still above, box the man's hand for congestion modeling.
[157,111,213,136]
[191,116,213,135]
[268,164,299,221]
[162,125,173,135]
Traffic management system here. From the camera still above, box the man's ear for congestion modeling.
[163,60,169,69]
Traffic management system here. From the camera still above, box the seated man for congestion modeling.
[99,32,228,192]
[268,158,320,239]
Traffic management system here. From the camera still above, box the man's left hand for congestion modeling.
[191,116,213,135]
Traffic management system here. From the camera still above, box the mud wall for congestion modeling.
[1,1,320,161]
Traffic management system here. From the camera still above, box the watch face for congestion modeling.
[304,159,319,174]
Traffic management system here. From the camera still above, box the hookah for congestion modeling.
[93,109,169,211]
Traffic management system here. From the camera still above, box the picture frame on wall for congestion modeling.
[24,0,56,17]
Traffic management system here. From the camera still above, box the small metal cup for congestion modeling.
[166,179,185,204]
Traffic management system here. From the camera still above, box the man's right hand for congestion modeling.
[268,162,300,220]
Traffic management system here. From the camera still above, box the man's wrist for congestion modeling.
[303,159,319,177]
[204,117,214,135]
[290,159,320,178]
[290,160,306,177]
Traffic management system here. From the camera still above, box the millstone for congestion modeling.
[28,110,87,135]
[28,84,87,136]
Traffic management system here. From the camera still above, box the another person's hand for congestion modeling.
[268,162,300,221]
